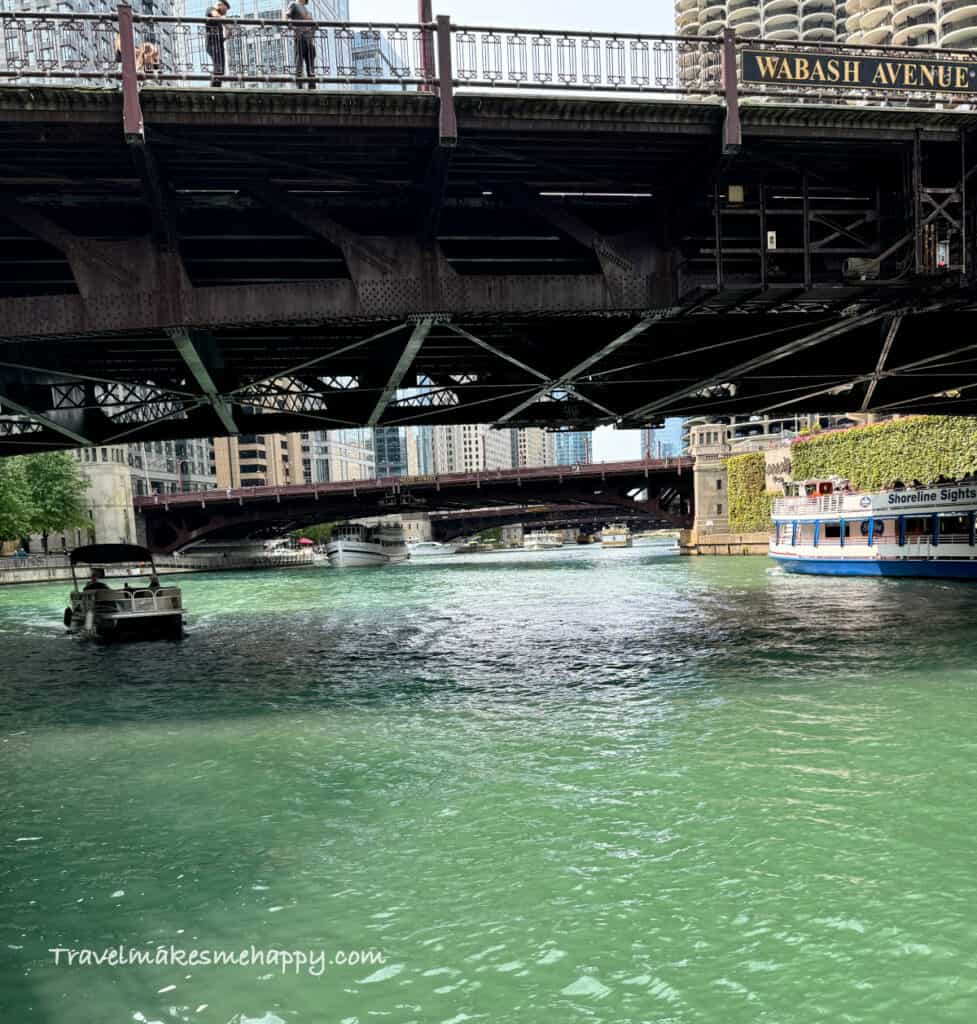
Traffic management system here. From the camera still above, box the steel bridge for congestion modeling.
[3,9,977,453]
[134,457,692,551]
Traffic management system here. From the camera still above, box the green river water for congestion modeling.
[2,542,977,1023]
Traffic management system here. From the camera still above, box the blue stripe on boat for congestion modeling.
[769,556,977,578]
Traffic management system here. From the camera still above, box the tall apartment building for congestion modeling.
[374,426,409,478]
[323,428,375,481]
[213,433,303,488]
[432,425,515,474]
[844,1,976,47]
[511,427,556,468]
[553,430,594,466]
[128,438,216,496]
[405,425,435,476]
[213,428,374,487]
[677,0,977,55]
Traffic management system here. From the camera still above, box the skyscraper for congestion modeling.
[511,427,555,468]
[641,419,684,459]
[432,425,515,474]
[374,426,409,478]
[553,431,593,466]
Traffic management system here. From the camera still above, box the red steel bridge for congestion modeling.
[134,457,692,551]
[2,10,977,453]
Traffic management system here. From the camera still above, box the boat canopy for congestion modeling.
[70,544,154,566]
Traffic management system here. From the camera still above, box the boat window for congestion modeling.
[822,523,849,539]
[905,516,930,536]
[939,514,969,540]
[818,482,833,495]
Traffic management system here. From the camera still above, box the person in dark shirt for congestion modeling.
[84,568,110,591]
[287,0,316,89]
[205,0,229,87]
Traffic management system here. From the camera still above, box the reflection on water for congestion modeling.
[3,544,977,1023]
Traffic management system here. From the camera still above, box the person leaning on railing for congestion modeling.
[287,0,317,90]
[205,0,230,88]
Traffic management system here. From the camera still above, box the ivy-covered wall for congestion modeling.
[725,452,776,532]
[791,416,977,489]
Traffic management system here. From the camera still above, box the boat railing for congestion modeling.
[771,533,975,548]
[75,587,183,613]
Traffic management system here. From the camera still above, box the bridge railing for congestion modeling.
[4,10,977,107]
[450,26,721,95]
[0,10,720,95]
[0,10,435,89]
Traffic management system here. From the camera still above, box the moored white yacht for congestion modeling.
[326,523,409,568]
[523,530,563,550]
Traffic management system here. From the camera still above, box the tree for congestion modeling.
[0,458,36,543]
[22,453,89,551]
[290,522,338,544]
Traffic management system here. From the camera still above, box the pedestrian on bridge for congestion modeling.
[205,0,230,87]
[287,0,316,90]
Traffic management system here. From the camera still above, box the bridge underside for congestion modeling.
[138,466,691,551]
[2,87,977,452]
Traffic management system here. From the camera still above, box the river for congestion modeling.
[2,542,977,1023]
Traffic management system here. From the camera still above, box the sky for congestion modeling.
[359,0,677,460]
[359,0,674,34]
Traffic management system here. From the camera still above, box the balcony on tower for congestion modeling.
[676,0,701,34]
[858,1,895,44]
[891,1,936,46]
[763,0,801,38]
[728,0,762,36]
[940,1,977,48]
[699,1,728,36]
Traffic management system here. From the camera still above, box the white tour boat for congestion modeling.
[65,544,184,641]
[601,523,633,548]
[326,523,409,568]
[770,476,977,578]
[524,530,563,550]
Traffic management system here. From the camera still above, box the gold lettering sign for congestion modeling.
[742,50,977,94]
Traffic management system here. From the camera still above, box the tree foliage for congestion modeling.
[290,522,338,543]
[0,458,36,541]
[725,451,776,533]
[0,453,89,542]
[23,452,89,536]
[791,416,977,489]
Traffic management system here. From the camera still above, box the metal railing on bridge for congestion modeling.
[0,9,717,94]
[3,7,977,108]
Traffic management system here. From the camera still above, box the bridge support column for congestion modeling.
[118,4,144,143]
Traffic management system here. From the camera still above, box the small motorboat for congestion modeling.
[407,540,452,557]
[65,544,184,642]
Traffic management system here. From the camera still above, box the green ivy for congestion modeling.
[725,452,776,533]
[791,416,977,489]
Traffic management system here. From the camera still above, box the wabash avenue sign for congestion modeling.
[742,50,977,93]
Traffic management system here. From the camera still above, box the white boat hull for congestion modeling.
[326,539,409,568]
[407,543,452,557]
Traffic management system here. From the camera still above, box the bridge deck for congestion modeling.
[2,83,977,450]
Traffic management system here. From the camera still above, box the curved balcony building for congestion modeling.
[940,0,977,48]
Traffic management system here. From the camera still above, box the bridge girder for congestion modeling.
[2,89,977,451]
